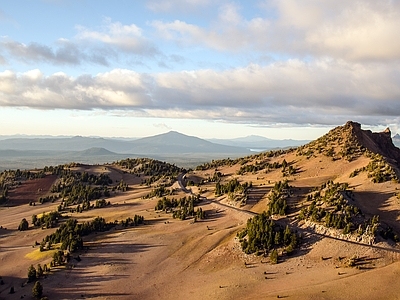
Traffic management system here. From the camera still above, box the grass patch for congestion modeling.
[25,244,60,261]
[35,211,52,219]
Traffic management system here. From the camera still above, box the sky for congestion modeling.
[1,0,400,140]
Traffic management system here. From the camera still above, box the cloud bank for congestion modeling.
[1,58,400,125]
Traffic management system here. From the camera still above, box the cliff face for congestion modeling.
[300,121,400,168]
[347,121,400,165]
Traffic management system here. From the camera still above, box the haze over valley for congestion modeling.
[0,131,310,170]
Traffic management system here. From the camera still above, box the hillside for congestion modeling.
[2,121,400,300]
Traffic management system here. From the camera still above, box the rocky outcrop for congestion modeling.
[346,121,400,166]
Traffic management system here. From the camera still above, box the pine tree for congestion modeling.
[36,264,43,278]
[18,218,29,231]
[32,281,43,299]
[27,265,37,282]
[270,249,279,264]
[32,214,38,226]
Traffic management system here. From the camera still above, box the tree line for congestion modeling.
[155,195,205,221]
[117,158,185,186]
[215,178,252,197]
[237,211,299,261]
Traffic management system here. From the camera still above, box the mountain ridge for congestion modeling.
[2,122,400,171]
[299,121,400,164]
[0,131,310,152]
[0,131,249,154]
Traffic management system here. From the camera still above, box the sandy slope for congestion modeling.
[2,195,399,300]
[2,152,400,299]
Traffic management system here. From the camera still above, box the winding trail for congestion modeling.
[177,172,400,254]
[177,172,256,218]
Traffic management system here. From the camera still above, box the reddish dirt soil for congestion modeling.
[6,175,57,206]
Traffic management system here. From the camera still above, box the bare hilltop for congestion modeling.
[2,121,400,300]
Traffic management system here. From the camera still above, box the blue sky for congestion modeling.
[1,0,400,139]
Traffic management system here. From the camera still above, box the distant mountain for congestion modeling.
[0,136,133,152]
[0,147,116,158]
[128,131,250,154]
[0,149,61,157]
[208,135,309,150]
[77,147,117,156]
[0,131,250,155]
[0,131,253,170]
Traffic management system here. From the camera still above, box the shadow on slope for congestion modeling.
[353,190,400,232]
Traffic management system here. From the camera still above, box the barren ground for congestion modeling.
[2,157,400,300]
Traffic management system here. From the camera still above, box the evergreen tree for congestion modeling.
[18,218,29,231]
[270,249,279,264]
[32,214,38,226]
[32,281,43,299]
[36,264,43,278]
[27,264,37,282]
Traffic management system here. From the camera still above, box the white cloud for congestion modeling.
[0,70,16,94]
[75,18,158,55]
[2,1,400,70]
[0,19,159,67]
[0,69,152,110]
[0,38,110,66]
[1,60,400,126]
[305,2,400,61]
[152,0,400,61]
[151,4,270,52]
